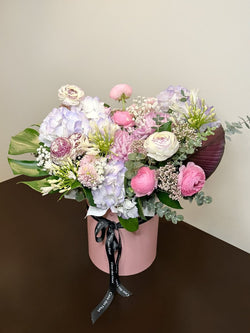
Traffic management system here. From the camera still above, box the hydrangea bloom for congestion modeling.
[39,106,90,147]
[157,85,190,112]
[111,199,138,219]
[80,96,109,121]
[92,160,126,210]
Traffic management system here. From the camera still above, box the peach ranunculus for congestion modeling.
[144,131,179,161]
[178,162,206,197]
[58,84,85,106]
[112,110,135,127]
[131,167,157,197]
[109,84,132,101]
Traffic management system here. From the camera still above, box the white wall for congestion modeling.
[1,0,250,252]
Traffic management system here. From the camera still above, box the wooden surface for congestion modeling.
[1,176,250,333]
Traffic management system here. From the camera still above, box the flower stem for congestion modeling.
[122,97,126,110]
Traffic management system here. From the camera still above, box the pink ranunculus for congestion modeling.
[50,137,72,159]
[109,84,132,101]
[131,167,157,197]
[178,162,206,197]
[112,111,135,127]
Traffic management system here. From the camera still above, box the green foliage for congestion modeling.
[82,186,96,206]
[153,114,165,127]
[172,127,215,167]
[155,202,183,224]
[224,116,250,140]
[75,190,85,202]
[156,190,183,209]
[158,121,172,132]
[8,128,40,155]
[8,158,49,177]
[127,153,146,161]
[118,216,139,232]
[19,177,53,193]
[136,197,146,220]
[125,157,145,179]
[184,191,212,206]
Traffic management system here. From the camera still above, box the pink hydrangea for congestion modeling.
[131,167,157,197]
[111,130,134,162]
[178,162,206,197]
[109,84,132,101]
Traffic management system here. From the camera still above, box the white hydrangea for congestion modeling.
[112,199,138,219]
[80,96,109,121]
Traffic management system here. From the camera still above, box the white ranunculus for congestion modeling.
[144,131,179,161]
[58,84,85,106]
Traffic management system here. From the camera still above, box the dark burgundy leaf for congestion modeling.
[186,126,225,179]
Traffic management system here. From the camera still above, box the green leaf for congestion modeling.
[159,121,172,132]
[8,158,49,177]
[128,153,146,161]
[118,217,139,232]
[136,197,146,220]
[19,177,52,193]
[180,98,187,102]
[125,170,135,179]
[156,191,183,209]
[71,180,83,190]
[75,190,85,202]
[8,128,40,155]
[104,103,110,108]
[83,186,96,206]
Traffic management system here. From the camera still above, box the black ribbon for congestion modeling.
[91,216,132,324]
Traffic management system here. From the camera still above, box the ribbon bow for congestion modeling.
[91,216,132,324]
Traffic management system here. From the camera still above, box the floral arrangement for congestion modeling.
[8,83,225,231]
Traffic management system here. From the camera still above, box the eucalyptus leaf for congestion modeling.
[118,217,139,232]
[128,153,145,161]
[8,128,40,155]
[8,158,49,177]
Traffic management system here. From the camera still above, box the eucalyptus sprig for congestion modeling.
[224,116,250,140]
[184,191,212,206]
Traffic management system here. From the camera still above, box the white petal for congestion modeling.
[86,206,108,217]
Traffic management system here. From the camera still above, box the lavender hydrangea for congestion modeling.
[91,160,126,210]
[39,106,90,147]
[157,85,190,112]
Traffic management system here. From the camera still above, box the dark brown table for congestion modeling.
[1,176,250,333]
